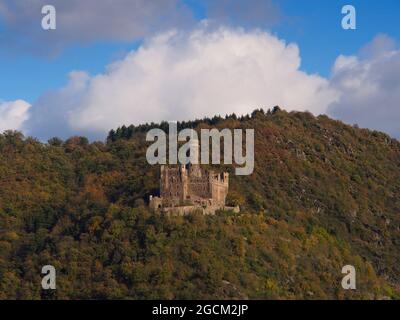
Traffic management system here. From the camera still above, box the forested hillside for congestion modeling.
[1,108,399,299]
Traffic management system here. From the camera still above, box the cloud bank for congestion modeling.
[328,34,400,138]
[0,0,193,54]
[26,26,339,140]
[204,0,281,28]
[0,0,281,54]
[1,26,399,140]
[0,100,31,132]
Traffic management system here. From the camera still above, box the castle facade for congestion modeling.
[149,164,239,215]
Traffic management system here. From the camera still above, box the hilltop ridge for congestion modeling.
[1,108,399,299]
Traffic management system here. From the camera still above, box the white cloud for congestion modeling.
[328,34,400,137]
[25,71,91,140]
[0,99,31,133]
[15,29,400,140]
[27,26,339,139]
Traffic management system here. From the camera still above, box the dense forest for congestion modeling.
[0,107,399,299]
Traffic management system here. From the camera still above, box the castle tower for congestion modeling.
[187,130,202,177]
[160,165,166,197]
[180,164,188,202]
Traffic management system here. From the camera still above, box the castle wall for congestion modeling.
[162,205,240,216]
[156,164,230,209]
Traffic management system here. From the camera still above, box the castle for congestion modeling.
[149,164,239,215]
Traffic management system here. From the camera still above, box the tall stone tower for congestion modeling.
[188,136,202,178]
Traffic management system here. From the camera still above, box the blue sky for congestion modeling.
[276,0,400,75]
[1,0,400,140]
